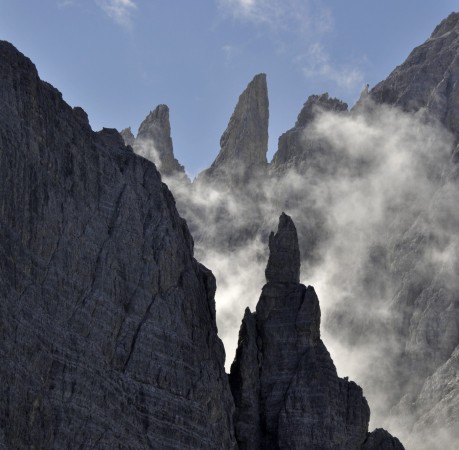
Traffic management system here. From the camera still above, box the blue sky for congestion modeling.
[1,0,457,175]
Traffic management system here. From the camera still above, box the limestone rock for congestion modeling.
[265,212,300,283]
[370,12,459,138]
[271,93,348,171]
[0,40,235,449]
[199,73,269,182]
[120,126,135,147]
[123,104,187,177]
[362,429,405,450]
[229,213,402,449]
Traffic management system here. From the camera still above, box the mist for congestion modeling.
[141,98,457,449]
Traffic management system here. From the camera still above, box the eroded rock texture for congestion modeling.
[271,93,348,173]
[229,213,401,450]
[122,104,187,178]
[371,12,459,138]
[0,40,236,449]
[199,73,269,183]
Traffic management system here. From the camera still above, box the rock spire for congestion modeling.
[199,73,269,181]
[229,213,404,450]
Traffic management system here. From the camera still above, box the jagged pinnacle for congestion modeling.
[265,212,300,283]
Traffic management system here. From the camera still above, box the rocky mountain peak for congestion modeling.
[370,11,459,138]
[120,126,135,147]
[430,12,459,40]
[265,212,301,283]
[200,73,269,181]
[230,213,403,449]
[122,104,186,177]
[296,92,348,128]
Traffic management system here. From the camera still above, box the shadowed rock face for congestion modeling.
[265,212,300,283]
[229,213,402,450]
[0,40,236,449]
[370,12,459,138]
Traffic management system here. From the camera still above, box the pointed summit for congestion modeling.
[123,105,186,177]
[120,127,135,147]
[230,213,402,449]
[265,212,301,283]
[200,73,269,181]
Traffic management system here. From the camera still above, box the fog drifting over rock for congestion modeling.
[149,98,458,449]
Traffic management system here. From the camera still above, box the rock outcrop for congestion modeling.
[122,104,187,178]
[198,73,269,182]
[271,93,348,172]
[229,213,403,449]
[370,12,459,138]
[0,40,235,449]
[120,126,135,147]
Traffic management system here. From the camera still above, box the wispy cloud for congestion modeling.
[96,0,137,28]
[222,44,241,65]
[302,42,363,90]
[218,0,333,35]
[57,0,75,8]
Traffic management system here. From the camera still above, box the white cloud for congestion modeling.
[96,0,137,28]
[218,0,333,35]
[302,42,363,90]
[57,0,75,8]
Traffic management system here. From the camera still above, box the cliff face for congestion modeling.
[271,93,348,173]
[0,40,236,449]
[198,73,269,183]
[370,12,459,138]
[121,104,187,178]
[229,214,403,450]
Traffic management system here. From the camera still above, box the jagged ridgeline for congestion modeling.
[123,12,459,450]
[0,40,403,448]
[2,10,459,450]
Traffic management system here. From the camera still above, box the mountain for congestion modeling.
[0,40,235,448]
[122,104,187,178]
[120,12,459,450]
[0,40,403,449]
[198,73,269,184]
[229,213,403,449]
[370,12,459,139]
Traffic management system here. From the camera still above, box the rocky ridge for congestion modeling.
[370,12,459,139]
[122,14,459,450]
[0,39,408,449]
[0,40,235,449]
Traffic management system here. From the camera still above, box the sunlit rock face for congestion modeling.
[371,12,459,138]
[0,40,236,449]
[198,73,269,184]
[229,213,403,450]
[122,104,187,178]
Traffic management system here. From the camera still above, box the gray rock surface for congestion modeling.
[198,73,269,182]
[229,213,402,449]
[370,12,459,138]
[271,93,348,172]
[120,126,135,147]
[0,40,236,449]
[265,212,300,283]
[361,429,405,450]
[123,104,187,178]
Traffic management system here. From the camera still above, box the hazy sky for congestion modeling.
[1,1,456,175]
